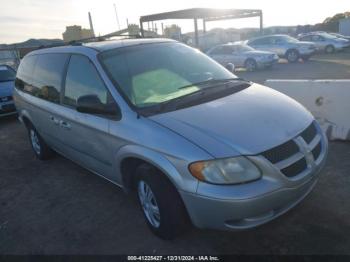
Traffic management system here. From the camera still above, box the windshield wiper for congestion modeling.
[177,78,247,90]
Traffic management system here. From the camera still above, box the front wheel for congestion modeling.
[325,45,335,54]
[244,59,257,71]
[286,49,299,63]
[27,124,54,160]
[136,164,190,239]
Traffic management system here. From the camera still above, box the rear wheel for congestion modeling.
[27,124,54,160]
[244,58,257,71]
[286,49,299,63]
[136,164,190,239]
[325,45,335,54]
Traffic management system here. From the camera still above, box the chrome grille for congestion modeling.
[300,122,317,144]
[261,121,323,178]
[312,142,322,161]
[281,158,307,177]
[261,140,299,164]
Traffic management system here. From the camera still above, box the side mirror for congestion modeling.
[225,63,235,72]
[76,94,119,116]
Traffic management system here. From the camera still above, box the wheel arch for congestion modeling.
[285,48,299,57]
[19,110,34,128]
[115,145,195,194]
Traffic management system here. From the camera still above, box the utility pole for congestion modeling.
[113,3,120,30]
[88,12,95,36]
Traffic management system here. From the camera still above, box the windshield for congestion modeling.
[281,35,299,43]
[0,50,17,60]
[0,66,16,82]
[99,42,236,108]
[320,33,338,39]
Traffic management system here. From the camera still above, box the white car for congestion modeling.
[207,44,279,71]
[298,32,350,53]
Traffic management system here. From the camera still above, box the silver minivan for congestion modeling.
[14,39,328,239]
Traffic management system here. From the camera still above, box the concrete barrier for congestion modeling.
[264,79,350,141]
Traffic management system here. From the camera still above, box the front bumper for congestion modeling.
[257,58,279,69]
[180,130,328,231]
[181,174,319,230]
[0,100,16,117]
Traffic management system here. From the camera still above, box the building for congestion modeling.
[339,18,350,36]
[183,28,240,51]
[62,25,95,42]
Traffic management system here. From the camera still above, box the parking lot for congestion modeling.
[1,51,350,255]
[236,49,350,83]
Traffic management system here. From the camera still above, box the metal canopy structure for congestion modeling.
[140,8,263,46]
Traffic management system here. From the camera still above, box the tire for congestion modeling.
[325,45,335,54]
[286,49,299,63]
[27,124,54,160]
[244,58,257,71]
[302,56,310,61]
[136,164,190,239]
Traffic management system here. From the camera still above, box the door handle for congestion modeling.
[59,120,71,130]
[50,115,60,125]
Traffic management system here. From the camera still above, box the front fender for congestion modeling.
[114,144,198,194]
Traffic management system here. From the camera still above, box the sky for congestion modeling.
[0,0,349,44]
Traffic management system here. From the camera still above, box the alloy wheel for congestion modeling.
[138,181,161,228]
[30,129,41,155]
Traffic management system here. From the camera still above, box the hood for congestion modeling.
[0,80,14,97]
[295,41,315,47]
[150,83,313,158]
[335,38,349,43]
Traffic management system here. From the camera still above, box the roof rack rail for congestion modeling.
[66,33,142,46]
[25,33,146,51]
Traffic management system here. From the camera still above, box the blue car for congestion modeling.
[0,65,17,117]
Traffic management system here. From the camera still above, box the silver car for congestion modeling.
[298,32,350,53]
[206,44,279,71]
[0,65,17,117]
[329,32,350,41]
[14,39,328,239]
[246,34,316,62]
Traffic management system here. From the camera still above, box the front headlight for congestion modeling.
[189,157,262,185]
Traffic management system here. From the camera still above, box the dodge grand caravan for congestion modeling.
[14,39,328,239]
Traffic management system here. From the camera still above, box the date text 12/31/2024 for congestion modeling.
[127,256,220,261]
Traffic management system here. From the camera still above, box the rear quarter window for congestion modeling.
[30,54,69,103]
[16,53,69,103]
[15,55,38,91]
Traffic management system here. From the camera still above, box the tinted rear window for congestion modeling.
[16,53,69,103]
[31,54,69,103]
[15,55,38,90]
